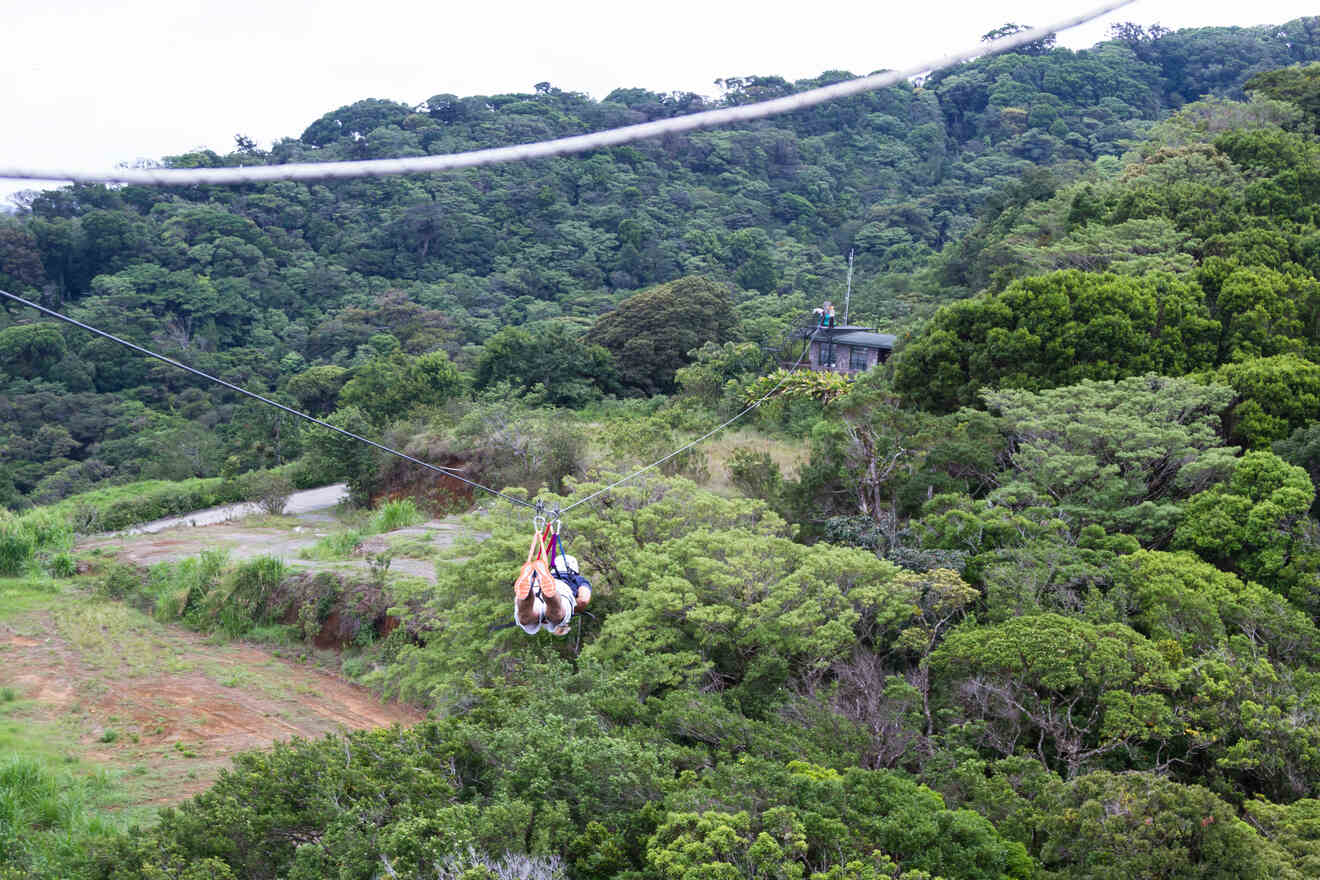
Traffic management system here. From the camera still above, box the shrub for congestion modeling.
[298,602,320,643]
[97,562,144,600]
[246,472,294,516]
[16,510,72,554]
[370,498,424,533]
[151,550,229,623]
[727,448,783,503]
[45,553,76,578]
[204,557,287,636]
[302,529,365,560]
[0,516,34,577]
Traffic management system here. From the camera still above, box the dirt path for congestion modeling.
[0,597,423,815]
[79,485,474,583]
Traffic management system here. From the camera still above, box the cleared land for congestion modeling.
[0,580,422,821]
[0,487,478,821]
[79,484,473,582]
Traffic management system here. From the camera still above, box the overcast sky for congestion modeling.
[3,0,1317,206]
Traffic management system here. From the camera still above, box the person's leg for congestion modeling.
[515,592,545,633]
[543,589,570,626]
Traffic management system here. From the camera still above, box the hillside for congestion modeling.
[2,19,1318,509]
[6,16,1320,880]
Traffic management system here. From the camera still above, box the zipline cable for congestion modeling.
[0,288,537,510]
[561,328,818,514]
[0,0,1134,187]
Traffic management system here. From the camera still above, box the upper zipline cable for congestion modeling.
[0,288,536,510]
[0,0,1133,187]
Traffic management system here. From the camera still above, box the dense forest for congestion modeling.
[6,16,1320,880]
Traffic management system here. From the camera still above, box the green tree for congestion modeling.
[475,322,620,406]
[894,271,1219,412]
[1172,450,1317,606]
[1039,772,1298,880]
[932,614,1180,778]
[1247,63,1320,132]
[337,350,462,424]
[0,323,67,379]
[1210,354,1320,448]
[303,405,382,504]
[283,364,350,416]
[983,375,1238,545]
[591,276,740,394]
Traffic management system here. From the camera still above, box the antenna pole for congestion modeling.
[843,249,854,325]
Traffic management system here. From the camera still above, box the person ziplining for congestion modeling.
[513,515,592,636]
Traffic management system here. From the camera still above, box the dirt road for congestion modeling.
[82,484,471,582]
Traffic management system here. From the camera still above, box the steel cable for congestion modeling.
[0,288,536,509]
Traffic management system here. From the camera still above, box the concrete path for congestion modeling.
[124,484,350,534]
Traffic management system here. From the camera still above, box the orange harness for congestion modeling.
[513,523,556,602]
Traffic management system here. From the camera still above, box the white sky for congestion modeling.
[3,0,1317,207]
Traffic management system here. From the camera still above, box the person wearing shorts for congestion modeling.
[515,553,592,636]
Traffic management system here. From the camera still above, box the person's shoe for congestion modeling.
[516,559,553,601]
[514,568,533,602]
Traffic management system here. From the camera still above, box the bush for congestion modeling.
[204,557,288,636]
[150,550,229,623]
[44,553,76,578]
[0,754,114,876]
[727,448,783,503]
[245,471,294,516]
[0,516,34,577]
[97,562,145,600]
[370,498,424,533]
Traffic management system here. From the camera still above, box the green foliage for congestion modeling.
[202,557,288,637]
[0,513,35,576]
[475,322,620,406]
[147,549,230,623]
[1247,62,1320,133]
[1245,797,1320,877]
[744,368,852,407]
[726,447,785,509]
[96,562,144,601]
[0,323,66,379]
[338,349,463,424]
[1275,422,1320,514]
[14,38,1320,880]
[303,405,382,505]
[284,364,350,416]
[1115,549,1319,661]
[983,375,1238,544]
[0,754,118,878]
[591,276,740,394]
[1038,772,1298,879]
[895,271,1219,411]
[442,398,588,496]
[1210,354,1320,447]
[41,477,247,533]
[1173,451,1317,605]
[932,614,1180,778]
[370,497,424,533]
[675,341,767,411]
